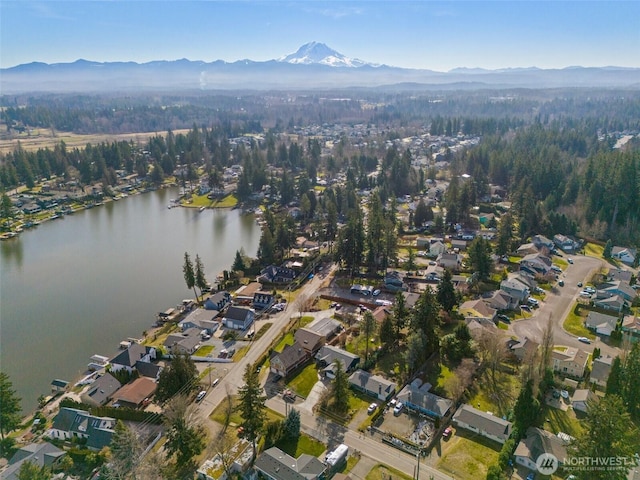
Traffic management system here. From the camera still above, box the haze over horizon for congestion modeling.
[1,1,639,71]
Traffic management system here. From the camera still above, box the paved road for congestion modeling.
[511,254,619,357]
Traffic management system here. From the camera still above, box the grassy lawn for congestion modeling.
[584,242,604,258]
[298,315,315,328]
[274,332,295,353]
[497,322,508,330]
[340,455,360,474]
[210,396,285,428]
[563,303,596,339]
[275,432,325,458]
[183,193,238,209]
[437,429,501,480]
[233,345,250,361]
[424,361,454,396]
[194,345,214,356]
[365,464,413,480]
[467,369,519,417]
[286,363,319,398]
[211,194,238,208]
[542,405,584,437]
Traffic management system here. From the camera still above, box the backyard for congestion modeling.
[436,428,501,480]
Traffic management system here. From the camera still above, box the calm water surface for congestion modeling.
[0,187,260,412]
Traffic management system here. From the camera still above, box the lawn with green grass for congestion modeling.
[194,345,214,356]
[286,363,319,397]
[563,303,595,339]
[584,242,604,258]
[467,370,519,417]
[365,464,413,480]
[542,405,584,437]
[275,432,325,458]
[274,332,295,353]
[437,430,501,480]
[424,361,454,396]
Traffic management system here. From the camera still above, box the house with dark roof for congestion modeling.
[254,447,327,480]
[48,407,116,450]
[396,382,453,419]
[519,253,552,276]
[81,373,121,407]
[270,343,310,378]
[348,369,397,402]
[452,404,513,444]
[179,308,220,335]
[253,291,275,310]
[532,234,554,251]
[204,291,232,311]
[593,294,626,313]
[223,306,255,330]
[258,265,297,284]
[315,345,360,378]
[164,327,202,355]
[590,355,614,388]
[514,427,569,472]
[3,442,66,480]
[109,344,157,374]
[294,328,325,355]
[112,377,157,409]
[135,360,162,380]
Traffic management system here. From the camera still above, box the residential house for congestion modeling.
[593,295,626,313]
[304,316,343,340]
[258,265,297,284]
[223,306,255,331]
[500,279,530,303]
[294,328,325,355]
[3,442,66,480]
[514,427,569,472]
[572,389,597,413]
[597,280,637,302]
[396,381,453,419]
[270,343,310,378]
[459,299,497,325]
[135,360,162,380]
[437,253,462,270]
[109,344,157,374]
[234,282,264,304]
[466,318,498,343]
[253,291,275,310]
[532,235,554,252]
[608,268,633,283]
[81,373,121,407]
[553,234,579,253]
[429,241,447,257]
[315,345,360,378]
[254,447,327,480]
[552,347,589,378]
[179,308,220,335]
[486,290,520,311]
[402,292,421,309]
[452,404,513,444]
[48,407,115,451]
[371,305,391,324]
[519,253,552,276]
[112,377,157,408]
[585,311,619,337]
[451,239,467,252]
[622,315,640,343]
[508,337,539,363]
[348,369,397,402]
[590,355,614,388]
[384,271,405,292]
[516,243,539,256]
[611,246,637,266]
[164,327,202,355]
[204,291,232,311]
[416,237,431,249]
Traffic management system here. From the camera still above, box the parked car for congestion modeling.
[521,305,532,312]
[577,282,583,287]
[372,289,381,296]
[558,280,565,287]
[585,286,596,294]
[498,314,511,323]
[527,297,539,306]
[579,291,592,298]
[442,427,453,438]
[393,402,404,415]
[196,390,207,402]
[367,403,378,415]
[578,337,591,344]
[568,258,574,264]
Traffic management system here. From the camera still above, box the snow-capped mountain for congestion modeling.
[278,41,370,67]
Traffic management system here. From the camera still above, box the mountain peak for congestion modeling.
[278,42,369,67]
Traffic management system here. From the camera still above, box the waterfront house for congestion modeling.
[258,265,297,284]
[514,427,568,472]
[348,369,397,402]
[223,306,255,330]
[109,344,157,374]
[270,343,310,378]
[3,442,66,480]
[254,447,327,480]
[164,327,202,355]
[552,347,589,378]
[179,308,220,335]
[112,377,157,409]
[396,381,453,419]
[452,404,513,444]
[590,355,614,388]
[48,407,115,450]
[81,373,122,407]
[315,345,360,378]
[204,291,232,311]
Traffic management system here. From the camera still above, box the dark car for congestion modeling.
[498,314,511,324]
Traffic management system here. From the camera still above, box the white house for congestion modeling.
[223,306,255,330]
[514,427,569,472]
[452,404,513,444]
[585,311,618,337]
[611,246,637,266]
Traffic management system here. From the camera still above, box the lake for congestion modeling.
[0,187,261,413]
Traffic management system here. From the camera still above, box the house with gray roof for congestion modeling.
[608,268,633,283]
[179,308,220,335]
[500,278,530,302]
[396,382,452,419]
[597,280,637,302]
[254,447,326,480]
[590,355,614,388]
[270,343,310,378]
[315,345,360,378]
[204,291,232,311]
[348,369,397,402]
[48,407,115,450]
[519,252,552,276]
[164,327,202,355]
[81,373,121,407]
[593,294,626,313]
[611,246,637,266]
[223,306,255,330]
[109,344,157,374]
[3,442,66,480]
[452,404,513,444]
[572,389,597,413]
[515,427,569,472]
[585,311,619,337]
[305,316,343,340]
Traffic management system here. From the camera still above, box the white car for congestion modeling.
[579,291,592,298]
[367,403,378,415]
[578,337,591,344]
[393,402,404,415]
[585,286,596,294]
[196,390,207,402]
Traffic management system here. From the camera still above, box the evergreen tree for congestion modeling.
[236,364,267,460]
[107,420,141,479]
[361,311,377,366]
[513,380,539,432]
[411,287,440,355]
[330,360,350,415]
[467,236,493,281]
[182,252,198,302]
[283,408,301,439]
[379,315,396,352]
[164,396,205,470]
[194,254,208,300]
[232,250,246,271]
[437,269,457,312]
[603,239,613,258]
[0,371,22,441]
[155,355,198,403]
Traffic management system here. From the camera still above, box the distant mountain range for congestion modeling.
[2,42,639,94]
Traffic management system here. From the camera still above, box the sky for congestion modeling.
[1,1,639,71]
